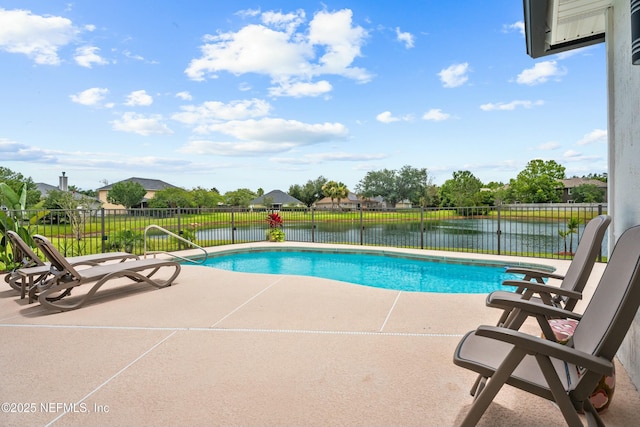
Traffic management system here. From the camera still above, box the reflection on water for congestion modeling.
[193,218,607,255]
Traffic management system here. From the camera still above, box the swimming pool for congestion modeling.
[198,249,544,293]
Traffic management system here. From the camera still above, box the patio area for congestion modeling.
[1,244,639,427]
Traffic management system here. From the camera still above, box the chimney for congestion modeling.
[59,172,68,191]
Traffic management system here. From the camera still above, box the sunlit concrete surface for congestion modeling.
[1,243,638,427]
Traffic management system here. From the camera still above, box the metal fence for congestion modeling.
[1,203,607,265]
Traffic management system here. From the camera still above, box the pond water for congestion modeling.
[193,218,607,255]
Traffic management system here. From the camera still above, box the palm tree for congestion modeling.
[558,229,571,254]
[566,217,581,254]
[321,181,349,211]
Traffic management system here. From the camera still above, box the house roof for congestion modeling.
[523,0,610,58]
[249,189,303,206]
[316,192,365,205]
[560,178,608,188]
[35,182,59,197]
[96,177,178,191]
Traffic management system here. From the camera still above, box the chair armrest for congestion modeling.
[474,325,614,376]
[487,293,583,321]
[501,280,582,301]
[505,267,564,281]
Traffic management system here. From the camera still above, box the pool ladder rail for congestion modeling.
[143,224,208,265]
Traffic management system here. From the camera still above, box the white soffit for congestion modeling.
[548,0,612,45]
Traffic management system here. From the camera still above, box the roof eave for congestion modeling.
[523,0,607,59]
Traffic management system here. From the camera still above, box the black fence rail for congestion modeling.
[0,204,607,269]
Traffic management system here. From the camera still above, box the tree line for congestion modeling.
[0,160,607,211]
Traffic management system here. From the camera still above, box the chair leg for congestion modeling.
[470,375,486,397]
[535,354,584,427]
[582,399,605,427]
[459,347,526,427]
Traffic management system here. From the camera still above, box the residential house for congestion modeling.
[315,192,382,210]
[559,178,608,203]
[97,177,178,209]
[249,190,305,209]
[35,172,101,209]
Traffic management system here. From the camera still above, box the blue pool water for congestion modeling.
[200,250,525,293]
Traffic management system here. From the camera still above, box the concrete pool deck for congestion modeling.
[1,243,639,426]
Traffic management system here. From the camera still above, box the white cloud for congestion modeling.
[0,8,79,65]
[536,141,561,150]
[208,118,348,142]
[235,8,261,19]
[172,99,271,132]
[503,21,524,36]
[268,80,332,97]
[516,60,567,85]
[180,118,348,156]
[69,87,109,106]
[261,9,305,34]
[273,152,387,164]
[125,90,153,106]
[562,150,601,162]
[74,45,108,68]
[376,111,400,123]
[111,112,173,136]
[480,100,544,111]
[395,27,414,49]
[577,129,607,145]
[438,63,469,88]
[185,8,371,97]
[175,91,193,101]
[376,111,413,123]
[422,108,450,121]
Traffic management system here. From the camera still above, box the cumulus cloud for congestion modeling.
[395,27,414,48]
[172,99,271,132]
[503,21,525,36]
[124,90,153,106]
[0,138,59,162]
[562,150,601,162]
[577,129,607,145]
[175,91,193,101]
[74,45,108,68]
[422,108,450,121]
[180,118,349,156]
[375,111,413,123]
[516,60,567,85]
[111,112,173,136]
[376,111,400,123]
[185,8,371,97]
[438,63,469,88]
[268,80,332,97]
[480,100,544,111]
[536,141,561,150]
[261,9,306,34]
[273,152,387,164]
[70,87,109,106]
[0,8,79,65]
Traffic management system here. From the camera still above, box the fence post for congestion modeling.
[420,207,425,249]
[496,205,502,256]
[231,208,236,244]
[100,208,106,253]
[311,208,315,243]
[359,206,364,245]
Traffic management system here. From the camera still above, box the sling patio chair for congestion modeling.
[453,224,640,427]
[492,214,610,328]
[29,234,181,311]
[4,230,139,301]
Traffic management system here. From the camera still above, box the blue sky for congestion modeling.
[0,1,607,194]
